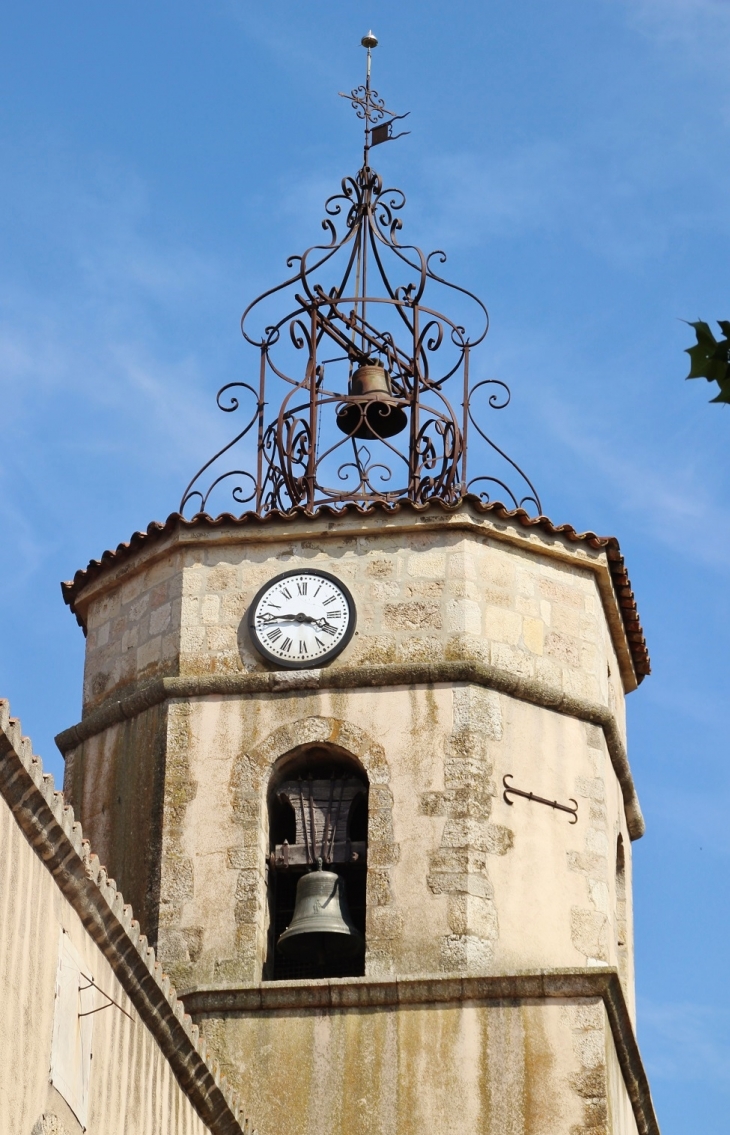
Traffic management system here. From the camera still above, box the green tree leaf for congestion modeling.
[710,375,730,404]
[684,320,730,402]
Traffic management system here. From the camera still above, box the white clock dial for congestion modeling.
[248,570,356,669]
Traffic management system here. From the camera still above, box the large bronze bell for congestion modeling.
[336,362,408,441]
[277,860,364,963]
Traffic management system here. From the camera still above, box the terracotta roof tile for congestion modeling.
[60,497,650,681]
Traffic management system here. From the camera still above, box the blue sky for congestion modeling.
[1,1,729,1128]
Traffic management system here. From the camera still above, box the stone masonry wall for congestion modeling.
[76,511,629,729]
[148,683,633,998]
[63,511,636,1005]
[192,984,644,1135]
[56,508,650,1135]
[62,703,168,945]
[81,549,184,711]
[423,685,511,972]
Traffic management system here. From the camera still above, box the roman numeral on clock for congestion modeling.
[267,629,282,642]
[297,580,307,595]
[281,637,293,653]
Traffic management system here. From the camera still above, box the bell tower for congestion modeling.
[58,35,659,1135]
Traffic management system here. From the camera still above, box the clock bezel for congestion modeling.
[247,568,357,669]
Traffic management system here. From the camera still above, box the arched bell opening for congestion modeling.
[264,743,368,982]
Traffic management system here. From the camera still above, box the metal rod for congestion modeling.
[308,776,317,866]
[361,179,369,352]
[255,347,266,513]
[322,774,336,861]
[410,304,420,497]
[307,308,318,511]
[461,346,470,493]
[328,778,346,862]
[298,779,312,865]
[78,977,135,1023]
[502,775,578,823]
[364,40,372,166]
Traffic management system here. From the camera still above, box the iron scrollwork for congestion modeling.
[180,43,541,520]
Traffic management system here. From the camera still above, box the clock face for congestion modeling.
[248,569,357,669]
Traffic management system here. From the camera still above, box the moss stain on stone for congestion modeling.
[522,1002,560,1132]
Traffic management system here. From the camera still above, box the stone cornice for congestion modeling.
[179,968,658,1135]
[54,659,645,839]
[59,499,649,691]
[0,698,251,1135]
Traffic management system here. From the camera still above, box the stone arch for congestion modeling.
[265,741,369,980]
[229,716,400,981]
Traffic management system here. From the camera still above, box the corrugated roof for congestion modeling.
[60,497,650,681]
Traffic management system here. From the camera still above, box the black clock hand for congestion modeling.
[259,614,338,637]
[290,613,337,627]
[259,612,325,625]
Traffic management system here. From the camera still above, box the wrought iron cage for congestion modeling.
[180,39,541,519]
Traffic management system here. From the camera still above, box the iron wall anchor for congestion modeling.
[502,774,578,823]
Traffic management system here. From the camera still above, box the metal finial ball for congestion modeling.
[361,31,378,49]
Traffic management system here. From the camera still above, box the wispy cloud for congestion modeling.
[640,999,730,1087]
[540,393,730,568]
[622,0,730,45]
[0,136,248,504]
[644,780,730,854]
[412,143,573,245]
[406,112,730,271]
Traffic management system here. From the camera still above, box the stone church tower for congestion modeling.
[57,37,659,1135]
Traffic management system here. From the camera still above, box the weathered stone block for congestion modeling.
[522,616,544,655]
[571,908,609,963]
[484,606,522,645]
[406,551,446,578]
[366,870,393,907]
[383,600,442,630]
[150,602,172,636]
[137,636,162,671]
[367,907,404,940]
[545,630,581,667]
[445,597,482,634]
[365,557,394,578]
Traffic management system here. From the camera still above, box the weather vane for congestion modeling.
[339,32,410,165]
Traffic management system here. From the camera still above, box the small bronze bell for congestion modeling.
[336,362,408,441]
[350,362,392,398]
[277,860,364,963]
